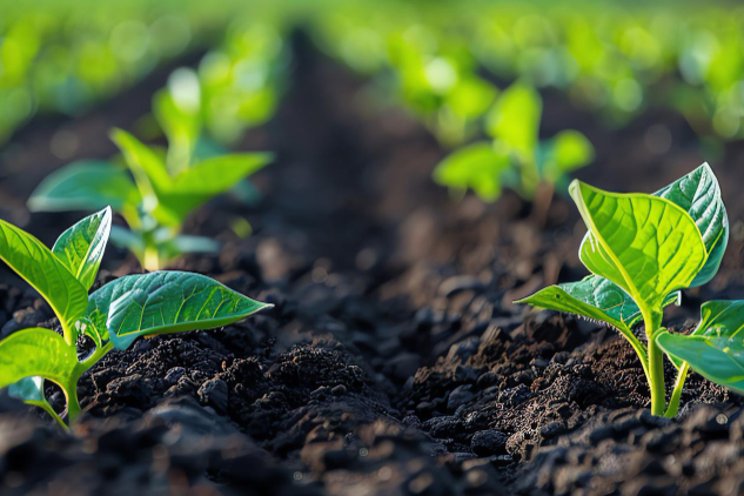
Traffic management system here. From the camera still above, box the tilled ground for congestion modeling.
[1,37,744,495]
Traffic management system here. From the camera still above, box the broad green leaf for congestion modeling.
[433,142,510,201]
[541,130,594,182]
[694,300,744,338]
[52,207,112,290]
[27,161,140,213]
[485,82,541,163]
[0,219,88,337]
[654,163,728,287]
[171,153,271,195]
[517,275,681,335]
[571,180,707,315]
[157,152,272,225]
[8,376,46,403]
[83,271,271,350]
[656,301,744,394]
[0,328,77,388]
[110,129,170,194]
[662,300,744,370]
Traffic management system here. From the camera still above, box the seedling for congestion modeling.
[517,164,740,417]
[0,207,270,429]
[28,127,271,270]
[434,82,594,204]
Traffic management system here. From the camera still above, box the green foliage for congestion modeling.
[432,142,509,201]
[435,81,594,202]
[29,127,271,270]
[517,163,741,417]
[84,271,268,351]
[657,301,744,394]
[0,208,269,428]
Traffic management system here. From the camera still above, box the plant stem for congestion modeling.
[60,320,75,347]
[647,340,667,416]
[37,401,69,431]
[79,342,114,372]
[64,384,81,424]
[142,245,161,271]
[61,342,115,426]
[643,311,666,416]
[664,362,690,418]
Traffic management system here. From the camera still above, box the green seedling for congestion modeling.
[28,127,271,271]
[0,207,270,429]
[517,163,738,417]
[386,28,497,146]
[434,81,594,203]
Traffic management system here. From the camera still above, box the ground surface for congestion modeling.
[1,37,744,495]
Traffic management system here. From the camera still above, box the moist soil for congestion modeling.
[2,35,744,496]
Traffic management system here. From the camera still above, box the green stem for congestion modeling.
[625,334,651,388]
[60,320,75,347]
[62,342,115,426]
[37,401,69,431]
[664,362,690,418]
[64,383,81,424]
[142,244,161,271]
[644,311,666,416]
[79,341,114,372]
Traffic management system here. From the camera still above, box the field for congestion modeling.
[2,2,744,495]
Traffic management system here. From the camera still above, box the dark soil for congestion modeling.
[2,34,744,495]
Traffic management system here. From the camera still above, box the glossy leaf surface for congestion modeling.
[52,207,112,290]
[83,271,270,350]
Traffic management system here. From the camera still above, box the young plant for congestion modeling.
[434,82,594,203]
[0,207,270,429]
[517,164,735,417]
[27,127,271,271]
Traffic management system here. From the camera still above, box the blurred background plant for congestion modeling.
[3,0,744,208]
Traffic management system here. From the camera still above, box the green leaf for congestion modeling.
[27,161,140,213]
[654,163,728,287]
[517,275,680,335]
[433,142,511,201]
[661,300,744,370]
[541,130,594,182]
[83,271,271,350]
[156,152,272,226]
[52,207,112,290]
[571,180,707,315]
[694,300,744,338]
[8,376,46,403]
[110,129,170,194]
[0,328,78,389]
[7,376,60,426]
[485,82,541,163]
[0,219,88,338]
[656,301,744,394]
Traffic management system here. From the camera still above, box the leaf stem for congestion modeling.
[664,362,690,418]
[58,342,116,426]
[60,320,75,347]
[644,311,666,416]
[36,401,69,431]
[79,341,114,372]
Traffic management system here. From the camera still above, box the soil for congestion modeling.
[1,32,744,495]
